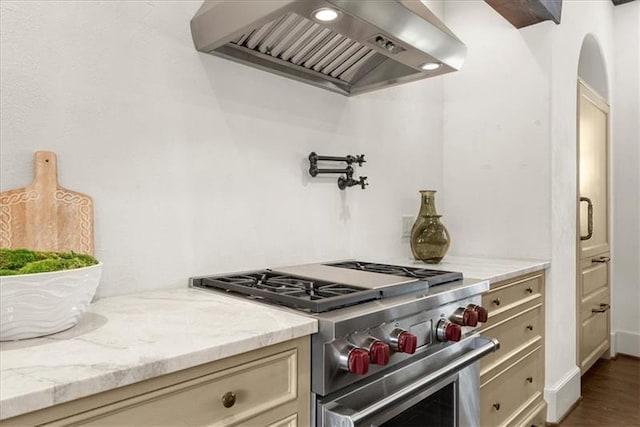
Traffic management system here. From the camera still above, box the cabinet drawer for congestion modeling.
[582,262,607,297]
[580,289,610,371]
[483,274,543,317]
[481,347,543,427]
[78,349,298,426]
[267,414,297,427]
[580,286,610,321]
[480,303,543,373]
[515,400,547,427]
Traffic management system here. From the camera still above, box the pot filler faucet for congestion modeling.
[308,152,368,190]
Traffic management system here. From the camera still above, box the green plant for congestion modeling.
[0,248,38,269]
[0,249,98,276]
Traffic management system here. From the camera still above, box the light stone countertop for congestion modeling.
[0,288,318,420]
[382,255,550,283]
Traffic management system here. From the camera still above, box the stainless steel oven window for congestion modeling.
[367,376,457,427]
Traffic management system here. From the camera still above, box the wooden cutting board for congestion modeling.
[0,151,94,255]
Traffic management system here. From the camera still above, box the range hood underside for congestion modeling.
[191,0,465,96]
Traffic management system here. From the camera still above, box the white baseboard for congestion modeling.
[544,366,581,423]
[613,330,640,357]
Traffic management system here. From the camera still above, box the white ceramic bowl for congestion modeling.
[0,262,102,341]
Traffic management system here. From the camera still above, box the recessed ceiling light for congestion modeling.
[421,62,442,71]
[313,8,340,22]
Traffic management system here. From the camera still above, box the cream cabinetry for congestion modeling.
[4,337,310,427]
[577,80,611,374]
[578,256,610,373]
[479,271,546,427]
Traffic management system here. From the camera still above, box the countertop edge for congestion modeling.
[380,256,550,284]
[478,261,550,284]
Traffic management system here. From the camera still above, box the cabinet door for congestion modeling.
[480,346,543,427]
[578,81,609,259]
[70,349,299,426]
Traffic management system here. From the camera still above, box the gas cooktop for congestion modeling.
[192,270,380,313]
[191,261,464,313]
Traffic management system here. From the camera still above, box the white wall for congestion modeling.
[350,85,444,260]
[548,2,615,421]
[611,1,640,357]
[441,1,552,260]
[0,1,444,298]
[441,0,622,422]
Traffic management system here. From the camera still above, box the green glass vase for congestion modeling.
[410,190,450,264]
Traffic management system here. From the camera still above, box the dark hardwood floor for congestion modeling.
[561,355,640,426]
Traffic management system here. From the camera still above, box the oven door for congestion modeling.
[317,336,499,427]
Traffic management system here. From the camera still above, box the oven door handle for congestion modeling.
[323,336,500,426]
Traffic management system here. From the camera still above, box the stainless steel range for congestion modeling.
[191,261,498,426]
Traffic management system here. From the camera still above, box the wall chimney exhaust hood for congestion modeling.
[191,0,467,96]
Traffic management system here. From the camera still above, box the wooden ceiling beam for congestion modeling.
[611,0,635,5]
[484,0,562,29]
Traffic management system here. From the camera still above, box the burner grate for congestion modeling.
[326,261,463,286]
[193,271,380,312]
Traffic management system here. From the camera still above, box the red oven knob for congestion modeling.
[467,304,489,323]
[347,348,370,375]
[436,319,462,342]
[463,308,479,327]
[389,329,418,354]
[369,341,391,365]
[398,332,418,354]
[450,307,479,327]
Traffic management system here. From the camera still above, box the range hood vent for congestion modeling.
[191,0,466,96]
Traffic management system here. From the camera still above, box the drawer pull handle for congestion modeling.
[493,403,501,411]
[526,376,533,383]
[526,287,533,294]
[492,298,501,306]
[221,391,236,408]
[526,325,534,331]
[592,303,610,313]
[592,256,610,263]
